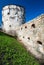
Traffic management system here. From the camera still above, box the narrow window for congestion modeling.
[28,37,30,40]
[9,25,11,27]
[31,24,35,28]
[25,26,27,28]
[8,12,10,15]
[23,36,24,38]
[37,41,42,45]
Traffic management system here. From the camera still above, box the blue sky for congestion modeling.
[0,0,44,25]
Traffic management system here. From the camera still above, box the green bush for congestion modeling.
[0,32,40,65]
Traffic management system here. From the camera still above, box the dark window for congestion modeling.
[37,41,42,45]
[28,37,30,40]
[23,36,24,38]
[25,26,27,28]
[9,25,11,27]
[8,12,10,15]
[31,24,35,28]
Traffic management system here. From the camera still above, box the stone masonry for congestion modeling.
[2,5,25,36]
[1,5,44,63]
[16,14,44,62]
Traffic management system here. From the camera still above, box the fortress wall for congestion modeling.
[1,5,44,62]
[16,14,44,62]
[2,5,25,36]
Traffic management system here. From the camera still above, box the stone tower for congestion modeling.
[2,5,25,36]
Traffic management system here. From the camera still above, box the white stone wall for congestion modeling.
[2,5,25,36]
[16,14,44,62]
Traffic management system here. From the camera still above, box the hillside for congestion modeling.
[0,32,40,65]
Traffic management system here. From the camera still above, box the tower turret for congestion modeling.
[2,5,25,36]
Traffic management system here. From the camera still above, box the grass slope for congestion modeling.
[0,32,40,65]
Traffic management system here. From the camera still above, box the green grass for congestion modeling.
[0,32,40,65]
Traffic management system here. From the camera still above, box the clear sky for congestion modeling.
[0,0,44,25]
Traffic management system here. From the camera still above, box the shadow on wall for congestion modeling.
[0,31,18,39]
